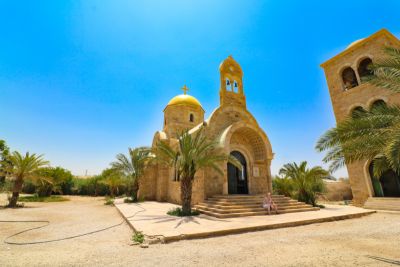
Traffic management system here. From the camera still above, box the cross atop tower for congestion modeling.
[181,85,189,95]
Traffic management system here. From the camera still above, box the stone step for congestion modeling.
[197,207,319,218]
[363,197,400,211]
[210,194,285,200]
[197,202,304,210]
[364,204,400,211]
[194,204,313,214]
[203,200,296,206]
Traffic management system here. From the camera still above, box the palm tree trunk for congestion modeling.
[132,180,139,202]
[8,177,23,207]
[180,176,193,216]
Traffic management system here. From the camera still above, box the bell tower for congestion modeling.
[219,55,246,108]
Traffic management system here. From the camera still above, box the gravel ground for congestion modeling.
[0,195,399,267]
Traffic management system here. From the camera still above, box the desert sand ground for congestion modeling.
[0,195,399,267]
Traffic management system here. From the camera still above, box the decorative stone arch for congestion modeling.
[219,121,273,194]
[219,121,273,160]
[355,54,374,66]
[347,104,367,117]
[367,97,388,110]
[206,106,260,137]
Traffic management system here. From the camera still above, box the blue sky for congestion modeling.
[1,0,399,176]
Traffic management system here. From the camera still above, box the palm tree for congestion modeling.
[111,147,152,202]
[3,152,49,207]
[317,47,400,177]
[155,128,240,216]
[102,171,124,197]
[367,47,400,92]
[279,161,328,206]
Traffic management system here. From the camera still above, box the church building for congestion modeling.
[321,29,400,208]
[139,56,274,205]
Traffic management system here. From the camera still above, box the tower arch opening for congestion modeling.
[342,67,359,90]
[358,58,373,82]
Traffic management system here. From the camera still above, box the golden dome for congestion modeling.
[346,38,365,49]
[167,94,202,108]
[165,85,203,110]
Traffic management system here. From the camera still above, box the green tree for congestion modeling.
[316,47,400,177]
[279,161,328,206]
[3,152,49,207]
[155,128,240,216]
[272,175,294,197]
[101,169,124,197]
[87,175,104,196]
[0,140,10,184]
[32,167,74,197]
[111,147,152,202]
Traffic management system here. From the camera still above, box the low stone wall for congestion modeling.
[322,180,353,201]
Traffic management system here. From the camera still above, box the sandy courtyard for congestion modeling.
[0,196,399,267]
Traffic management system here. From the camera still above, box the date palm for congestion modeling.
[279,161,328,206]
[111,147,152,202]
[317,47,400,177]
[155,128,241,216]
[3,151,49,207]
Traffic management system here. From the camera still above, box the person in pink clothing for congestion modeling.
[263,192,278,215]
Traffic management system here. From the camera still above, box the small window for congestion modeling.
[342,67,359,90]
[233,80,238,93]
[225,78,231,91]
[358,58,373,82]
[189,113,194,122]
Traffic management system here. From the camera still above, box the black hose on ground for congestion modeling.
[0,203,146,245]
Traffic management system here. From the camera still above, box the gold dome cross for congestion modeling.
[181,85,189,95]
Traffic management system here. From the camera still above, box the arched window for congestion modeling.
[225,78,231,91]
[233,80,239,93]
[358,58,373,82]
[342,67,359,90]
[370,99,386,111]
[189,113,194,122]
[351,106,366,118]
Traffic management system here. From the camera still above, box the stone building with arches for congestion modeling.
[139,56,274,205]
[321,29,400,207]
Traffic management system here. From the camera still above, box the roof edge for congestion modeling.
[320,29,400,68]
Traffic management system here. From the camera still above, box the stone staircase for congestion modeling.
[363,197,400,211]
[194,195,319,218]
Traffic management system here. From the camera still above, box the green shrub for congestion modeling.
[167,207,200,217]
[132,231,145,244]
[272,176,294,196]
[104,197,114,205]
[18,195,69,202]
[22,180,36,194]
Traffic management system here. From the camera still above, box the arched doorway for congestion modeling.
[227,151,248,194]
[369,163,400,197]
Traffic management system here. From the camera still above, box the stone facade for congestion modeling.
[139,56,274,205]
[321,29,400,206]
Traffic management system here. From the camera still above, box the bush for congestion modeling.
[272,176,294,196]
[132,231,145,244]
[104,197,114,205]
[167,207,200,217]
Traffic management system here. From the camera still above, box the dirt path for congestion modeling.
[0,196,399,266]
